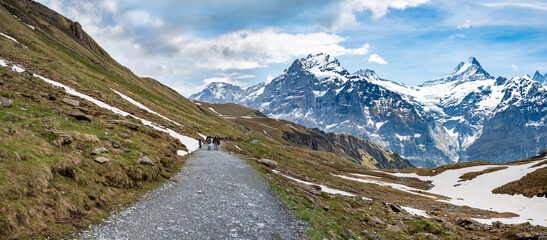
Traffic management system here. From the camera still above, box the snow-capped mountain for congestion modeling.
[191,54,546,167]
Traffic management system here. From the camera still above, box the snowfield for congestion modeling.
[1,58,198,156]
[339,160,547,226]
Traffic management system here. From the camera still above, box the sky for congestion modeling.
[36,0,547,96]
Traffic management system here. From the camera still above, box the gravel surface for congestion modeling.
[76,148,307,239]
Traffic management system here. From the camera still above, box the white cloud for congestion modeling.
[511,64,518,70]
[368,54,388,64]
[457,19,472,29]
[329,0,430,31]
[168,29,370,70]
[483,2,547,11]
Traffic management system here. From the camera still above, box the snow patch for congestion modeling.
[0,33,18,43]
[273,170,371,200]
[112,89,182,126]
[401,206,429,218]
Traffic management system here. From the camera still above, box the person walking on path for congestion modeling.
[206,136,212,151]
[216,134,221,151]
[198,139,202,149]
[213,136,218,150]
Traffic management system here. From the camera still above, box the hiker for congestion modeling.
[213,136,219,150]
[206,136,212,150]
[216,134,221,150]
[198,139,202,149]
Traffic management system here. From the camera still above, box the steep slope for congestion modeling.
[192,55,546,166]
[0,1,256,238]
[197,101,413,169]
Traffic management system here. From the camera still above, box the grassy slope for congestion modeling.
[0,1,545,239]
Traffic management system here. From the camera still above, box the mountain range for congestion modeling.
[191,53,547,167]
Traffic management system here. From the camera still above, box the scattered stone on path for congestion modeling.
[65,111,92,121]
[0,97,13,108]
[109,120,142,130]
[94,156,110,164]
[61,97,80,107]
[91,147,109,155]
[138,156,154,165]
[256,158,278,168]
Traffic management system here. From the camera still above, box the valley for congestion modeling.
[0,0,545,239]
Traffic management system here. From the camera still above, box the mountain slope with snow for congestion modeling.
[191,55,546,166]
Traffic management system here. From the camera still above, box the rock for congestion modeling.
[49,129,73,145]
[387,221,408,233]
[138,156,154,166]
[387,203,403,213]
[94,156,109,164]
[65,111,92,121]
[118,132,131,139]
[256,158,277,168]
[0,97,13,108]
[48,94,57,100]
[61,98,80,107]
[91,147,109,155]
[250,139,259,143]
[111,140,121,149]
[109,120,142,130]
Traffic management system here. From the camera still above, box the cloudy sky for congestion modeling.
[36,0,547,96]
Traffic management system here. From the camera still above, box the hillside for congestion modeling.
[196,101,412,169]
[1,1,545,239]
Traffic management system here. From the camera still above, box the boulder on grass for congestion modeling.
[94,156,109,164]
[91,147,109,155]
[0,97,13,108]
[138,156,154,166]
[61,98,79,107]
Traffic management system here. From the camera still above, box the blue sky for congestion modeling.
[36,0,547,96]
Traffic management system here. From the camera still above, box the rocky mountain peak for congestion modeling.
[354,69,379,79]
[421,57,492,87]
[451,57,488,77]
[299,53,340,70]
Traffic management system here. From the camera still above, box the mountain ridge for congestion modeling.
[191,54,546,167]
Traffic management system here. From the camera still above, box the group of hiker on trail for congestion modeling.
[199,135,221,151]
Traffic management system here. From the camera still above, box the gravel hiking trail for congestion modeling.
[76,148,307,239]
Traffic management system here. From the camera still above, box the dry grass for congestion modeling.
[493,167,547,198]
[458,166,508,182]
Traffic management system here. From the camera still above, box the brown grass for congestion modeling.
[458,166,508,182]
[493,167,547,198]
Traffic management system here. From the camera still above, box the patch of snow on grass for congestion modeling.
[0,59,7,67]
[336,174,435,199]
[389,160,547,226]
[112,89,182,126]
[234,145,242,151]
[208,107,221,116]
[273,170,371,200]
[401,206,429,218]
[0,33,18,43]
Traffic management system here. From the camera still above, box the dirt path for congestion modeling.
[76,148,307,239]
